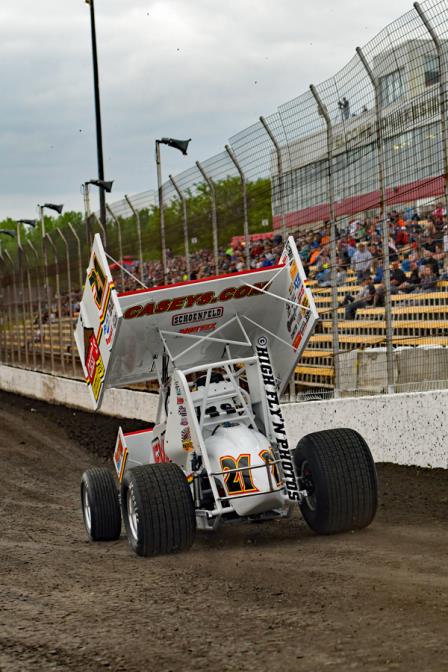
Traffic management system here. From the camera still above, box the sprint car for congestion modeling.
[77,235,377,556]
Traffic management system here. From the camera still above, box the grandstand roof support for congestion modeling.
[356,46,395,394]
[196,161,219,275]
[259,116,287,243]
[414,1,448,210]
[225,144,250,270]
[168,175,191,280]
[309,84,341,397]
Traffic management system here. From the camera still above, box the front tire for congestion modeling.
[81,468,122,541]
[121,463,196,557]
[294,428,378,535]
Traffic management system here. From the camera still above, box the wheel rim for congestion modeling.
[300,461,317,511]
[82,486,92,533]
[127,489,138,541]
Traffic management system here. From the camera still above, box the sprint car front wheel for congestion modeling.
[80,468,122,541]
[121,463,196,557]
[294,428,378,535]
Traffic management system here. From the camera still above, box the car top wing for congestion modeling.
[75,234,318,409]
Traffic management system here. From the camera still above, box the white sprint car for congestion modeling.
[76,235,377,556]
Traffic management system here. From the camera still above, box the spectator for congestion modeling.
[341,274,375,320]
[420,248,439,277]
[417,265,438,292]
[351,242,373,282]
[397,260,421,293]
[390,260,407,290]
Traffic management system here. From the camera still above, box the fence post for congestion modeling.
[27,240,45,368]
[414,2,448,208]
[0,253,11,363]
[68,223,84,292]
[225,144,251,270]
[124,195,144,284]
[259,116,287,243]
[168,175,191,279]
[5,249,20,365]
[46,233,65,375]
[105,205,124,289]
[39,206,54,372]
[16,223,30,366]
[91,212,107,247]
[196,161,219,274]
[57,227,77,376]
[309,84,341,398]
[356,46,395,394]
[22,243,37,370]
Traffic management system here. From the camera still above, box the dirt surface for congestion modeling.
[0,389,447,672]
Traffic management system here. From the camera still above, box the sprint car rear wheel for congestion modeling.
[121,463,196,557]
[294,428,378,535]
[80,468,122,541]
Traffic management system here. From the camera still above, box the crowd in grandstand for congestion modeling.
[113,203,448,322]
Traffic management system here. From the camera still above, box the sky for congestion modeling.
[0,0,417,220]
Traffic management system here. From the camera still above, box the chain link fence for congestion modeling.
[2,0,448,399]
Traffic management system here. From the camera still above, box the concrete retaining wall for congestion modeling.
[1,364,446,469]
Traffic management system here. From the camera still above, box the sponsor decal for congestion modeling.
[152,436,168,463]
[281,241,312,351]
[113,436,128,481]
[88,254,108,311]
[175,381,194,452]
[123,281,269,320]
[85,333,105,401]
[102,297,118,349]
[172,307,223,326]
[256,336,299,501]
[179,323,216,335]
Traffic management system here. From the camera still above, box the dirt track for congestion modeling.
[0,390,447,672]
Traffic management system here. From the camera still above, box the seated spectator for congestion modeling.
[420,248,439,277]
[351,241,373,282]
[395,222,409,246]
[341,274,375,320]
[433,242,445,269]
[390,260,407,290]
[371,260,383,284]
[401,253,411,273]
[397,260,421,293]
[417,265,438,292]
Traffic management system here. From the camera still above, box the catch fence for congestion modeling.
[2,0,448,399]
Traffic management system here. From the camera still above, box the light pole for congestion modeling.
[84,0,107,230]
[82,178,113,245]
[155,137,191,283]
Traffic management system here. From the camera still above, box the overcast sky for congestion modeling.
[0,0,416,220]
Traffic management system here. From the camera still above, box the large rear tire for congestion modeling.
[294,428,378,535]
[81,468,121,541]
[121,463,196,557]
